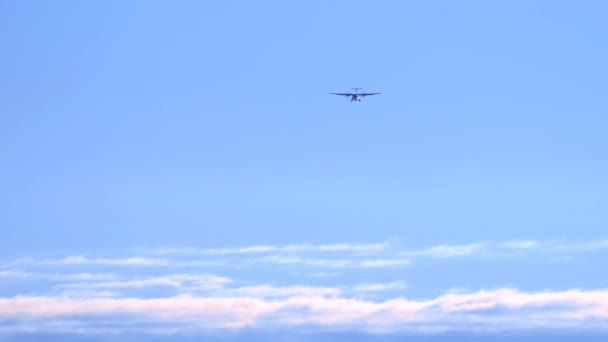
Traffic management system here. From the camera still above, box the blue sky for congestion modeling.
[1,1,608,340]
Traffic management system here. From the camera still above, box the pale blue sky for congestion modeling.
[1,1,608,340]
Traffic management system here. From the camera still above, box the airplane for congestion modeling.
[330,88,381,102]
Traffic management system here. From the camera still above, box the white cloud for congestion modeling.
[2,288,608,333]
[154,242,391,256]
[9,256,170,266]
[305,272,341,277]
[500,240,538,249]
[10,238,608,272]
[3,238,608,334]
[359,259,410,268]
[0,269,31,278]
[52,256,170,266]
[57,290,119,298]
[0,269,118,281]
[253,256,409,268]
[553,240,608,253]
[391,239,608,260]
[59,273,232,291]
[221,285,341,298]
[497,239,608,255]
[404,243,485,258]
[352,281,407,292]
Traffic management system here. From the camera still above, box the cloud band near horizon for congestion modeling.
[1,288,608,334]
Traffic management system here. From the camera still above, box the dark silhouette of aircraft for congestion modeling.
[331,88,381,102]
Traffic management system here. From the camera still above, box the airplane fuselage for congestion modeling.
[331,89,380,102]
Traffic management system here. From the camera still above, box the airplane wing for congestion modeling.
[360,92,381,96]
[330,93,351,96]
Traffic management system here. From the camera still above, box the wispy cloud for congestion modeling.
[153,242,391,256]
[551,239,608,253]
[399,239,608,259]
[0,269,118,281]
[252,256,410,268]
[221,285,341,298]
[9,256,170,266]
[3,238,608,335]
[56,289,120,299]
[2,288,608,333]
[7,239,608,271]
[219,282,408,298]
[497,239,608,255]
[359,258,411,267]
[352,281,407,292]
[59,273,232,292]
[403,243,485,258]
[500,240,539,249]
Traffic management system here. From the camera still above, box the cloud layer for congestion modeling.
[2,288,608,333]
[7,238,608,270]
[3,238,608,334]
